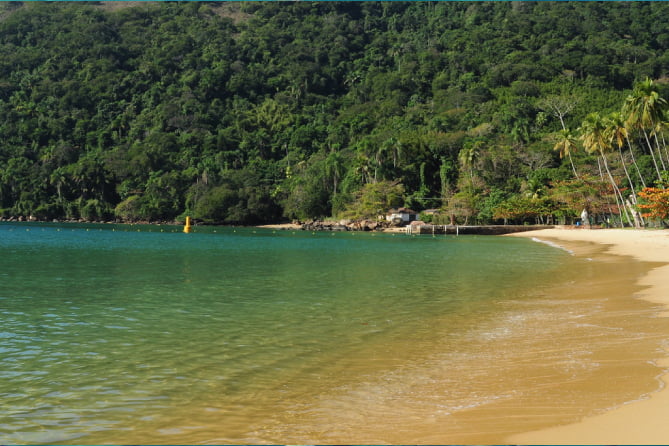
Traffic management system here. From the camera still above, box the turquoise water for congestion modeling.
[0,223,665,444]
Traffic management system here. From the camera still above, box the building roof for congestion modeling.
[387,207,418,215]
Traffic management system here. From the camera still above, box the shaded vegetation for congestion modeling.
[2,1,669,226]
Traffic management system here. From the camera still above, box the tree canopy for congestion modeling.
[2,1,669,226]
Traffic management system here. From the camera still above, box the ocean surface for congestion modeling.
[1,223,667,444]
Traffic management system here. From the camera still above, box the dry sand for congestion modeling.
[507,228,669,445]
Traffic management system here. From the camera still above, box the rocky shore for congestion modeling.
[259,219,394,232]
[0,216,399,232]
[1,216,556,236]
[259,220,558,235]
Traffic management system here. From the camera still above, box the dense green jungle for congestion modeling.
[2,1,669,226]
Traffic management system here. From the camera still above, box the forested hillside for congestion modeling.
[2,1,669,226]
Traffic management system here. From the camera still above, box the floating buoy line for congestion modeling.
[2,220,441,240]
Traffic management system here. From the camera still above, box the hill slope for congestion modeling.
[1,2,669,225]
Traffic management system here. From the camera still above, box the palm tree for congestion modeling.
[553,128,579,178]
[353,154,373,185]
[324,150,344,195]
[458,143,480,188]
[654,118,669,170]
[374,143,388,181]
[623,78,668,181]
[580,112,631,226]
[49,167,68,203]
[355,137,379,183]
[382,136,403,169]
[609,110,647,188]
[606,111,639,195]
[606,112,645,227]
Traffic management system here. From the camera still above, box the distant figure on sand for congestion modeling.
[581,209,589,228]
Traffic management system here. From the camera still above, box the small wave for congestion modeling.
[531,237,574,255]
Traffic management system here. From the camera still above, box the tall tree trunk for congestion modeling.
[659,130,669,169]
[601,154,631,227]
[653,131,667,170]
[568,152,579,178]
[642,128,663,181]
[617,146,643,226]
[626,137,647,188]
[617,145,637,198]
[626,197,644,228]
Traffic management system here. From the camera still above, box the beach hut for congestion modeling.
[386,208,419,226]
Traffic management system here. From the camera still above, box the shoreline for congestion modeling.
[4,222,669,442]
[506,228,669,445]
[258,222,408,233]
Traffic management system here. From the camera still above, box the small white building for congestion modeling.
[386,207,419,225]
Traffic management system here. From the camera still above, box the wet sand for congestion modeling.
[508,228,669,445]
[252,225,669,444]
[243,226,668,444]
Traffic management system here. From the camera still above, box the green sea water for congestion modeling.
[0,223,666,444]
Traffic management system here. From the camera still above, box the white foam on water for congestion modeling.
[531,237,575,255]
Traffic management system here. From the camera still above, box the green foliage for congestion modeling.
[343,181,404,220]
[281,154,331,221]
[193,185,240,224]
[114,195,143,221]
[493,196,551,224]
[1,2,669,224]
[477,188,508,224]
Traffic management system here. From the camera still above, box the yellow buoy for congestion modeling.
[183,216,192,233]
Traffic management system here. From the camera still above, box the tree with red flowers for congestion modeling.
[638,187,669,223]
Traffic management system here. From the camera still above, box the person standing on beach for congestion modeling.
[581,209,590,228]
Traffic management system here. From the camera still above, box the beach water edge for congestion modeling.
[507,228,669,445]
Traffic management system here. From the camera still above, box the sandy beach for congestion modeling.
[251,224,669,443]
[507,228,669,445]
